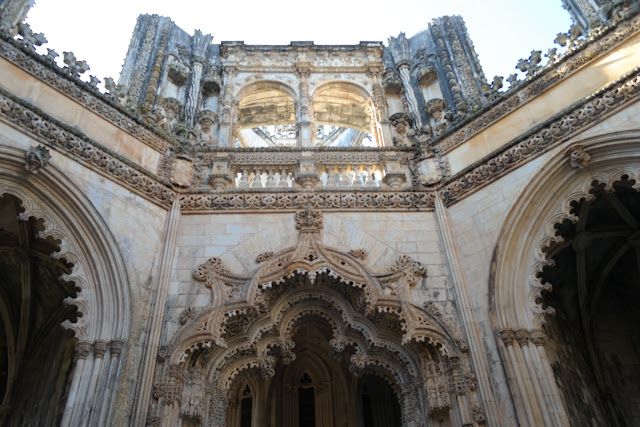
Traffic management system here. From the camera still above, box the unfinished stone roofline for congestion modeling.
[432,8,640,155]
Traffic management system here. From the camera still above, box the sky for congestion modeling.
[25,0,573,86]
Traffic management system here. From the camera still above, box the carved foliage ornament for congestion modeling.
[295,204,323,231]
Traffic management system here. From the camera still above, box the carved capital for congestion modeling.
[499,329,516,346]
[110,340,124,357]
[75,340,93,359]
[94,340,109,358]
[529,329,547,347]
[515,329,530,346]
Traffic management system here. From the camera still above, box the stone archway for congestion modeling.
[492,130,640,426]
[149,206,486,427]
[0,145,131,425]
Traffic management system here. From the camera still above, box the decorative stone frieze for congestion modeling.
[439,69,640,204]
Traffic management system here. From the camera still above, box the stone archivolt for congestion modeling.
[149,207,481,425]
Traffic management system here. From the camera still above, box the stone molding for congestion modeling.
[433,14,640,154]
[0,36,170,152]
[0,89,175,207]
[178,190,434,212]
[439,68,640,205]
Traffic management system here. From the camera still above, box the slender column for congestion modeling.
[219,68,238,147]
[500,331,535,427]
[530,330,570,426]
[132,199,182,426]
[433,194,498,423]
[516,331,553,426]
[370,73,391,146]
[397,62,422,127]
[97,340,124,425]
[61,341,93,427]
[184,60,204,126]
[296,65,315,147]
[79,340,108,426]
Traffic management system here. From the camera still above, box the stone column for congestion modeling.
[61,341,93,426]
[433,194,498,424]
[515,330,553,426]
[97,340,124,425]
[530,330,569,426]
[370,75,392,146]
[132,199,182,425]
[219,67,238,147]
[296,65,315,147]
[397,61,422,128]
[184,59,205,126]
[184,30,213,126]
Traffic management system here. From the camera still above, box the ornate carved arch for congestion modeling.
[491,129,640,426]
[493,130,640,331]
[0,144,131,425]
[151,206,486,426]
[169,206,456,365]
[0,145,131,342]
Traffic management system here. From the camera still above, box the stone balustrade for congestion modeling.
[204,149,411,190]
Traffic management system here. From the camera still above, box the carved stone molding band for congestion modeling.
[434,16,640,154]
[439,70,640,205]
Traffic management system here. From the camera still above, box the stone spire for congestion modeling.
[0,0,35,35]
[562,0,640,32]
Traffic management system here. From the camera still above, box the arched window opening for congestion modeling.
[540,177,640,426]
[235,83,297,148]
[240,384,252,427]
[312,84,375,147]
[298,373,315,427]
[357,374,401,427]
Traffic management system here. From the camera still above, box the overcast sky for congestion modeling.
[26,0,573,85]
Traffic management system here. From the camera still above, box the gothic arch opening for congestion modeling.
[235,81,298,147]
[539,177,640,426]
[220,272,406,427]
[0,146,131,425]
[0,193,77,425]
[312,82,375,147]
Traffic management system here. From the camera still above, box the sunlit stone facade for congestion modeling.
[0,0,639,425]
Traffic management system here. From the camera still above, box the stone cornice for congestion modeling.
[0,35,171,153]
[433,14,640,155]
[438,67,640,205]
[178,189,434,213]
[0,88,176,207]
